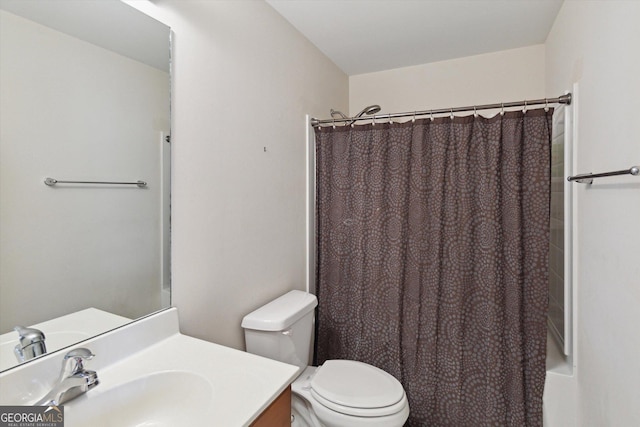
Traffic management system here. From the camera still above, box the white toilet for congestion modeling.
[242,290,410,427]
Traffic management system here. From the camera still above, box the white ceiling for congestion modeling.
[266,0,564,76]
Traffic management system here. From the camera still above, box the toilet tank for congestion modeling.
[241,290,317,370]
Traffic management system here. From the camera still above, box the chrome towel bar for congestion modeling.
[44,178,147,188]
[567,166,639,184]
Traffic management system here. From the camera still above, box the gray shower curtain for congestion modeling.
[315,109,552,426]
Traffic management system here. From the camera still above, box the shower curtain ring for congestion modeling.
[523,100,528,113]
[430,110,434,121]
[412,111,416,123]
[332,118,336,129]
[473,106,478,117]
[500,103,505,116]
[372,115,376,126]
[545,98,549,112]
[388,113,392,124]
[450,108,454,120]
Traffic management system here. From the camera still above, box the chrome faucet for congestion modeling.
[34,348,99,406]
[14,326,47,363]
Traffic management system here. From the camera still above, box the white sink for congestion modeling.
[65,371,213,426]
[0,308,299,426]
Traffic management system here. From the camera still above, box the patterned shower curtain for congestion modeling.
[315,109,552,426]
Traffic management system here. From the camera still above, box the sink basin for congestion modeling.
[65,371,213,426]
[0,308,298,425]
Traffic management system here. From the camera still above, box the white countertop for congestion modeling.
[0,308,299,426]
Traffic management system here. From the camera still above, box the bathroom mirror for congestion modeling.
[0,0,171,371]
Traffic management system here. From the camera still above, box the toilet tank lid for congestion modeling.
[241,290,318,331]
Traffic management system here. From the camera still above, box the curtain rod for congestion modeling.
[310,93,572,127]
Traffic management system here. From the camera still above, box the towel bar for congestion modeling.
[44,178,147,188]
[567,166,638,184]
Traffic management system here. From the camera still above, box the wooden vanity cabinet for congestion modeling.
[250,386,291,427]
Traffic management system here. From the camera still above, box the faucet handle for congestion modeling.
[61,348,95,376]
[65,348,94,360]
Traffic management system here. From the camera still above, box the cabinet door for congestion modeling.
[251,386,291,427]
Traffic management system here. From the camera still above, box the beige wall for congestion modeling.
[544,1,640,426]
[124,2,640,425]
[349,44,545,117]
[130,0,348,349]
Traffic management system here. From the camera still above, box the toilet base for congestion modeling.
[291,393,323,427]
[291,367,323,427]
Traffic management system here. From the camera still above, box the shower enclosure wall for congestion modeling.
[549,102,573,358]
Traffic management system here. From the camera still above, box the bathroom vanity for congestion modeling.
[251,386,292,426]
[0,308,298,426]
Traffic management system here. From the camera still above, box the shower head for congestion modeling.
[328,105,382,126]
[344,104,382,126]
[354,105,381,118]
[330,109,348,120]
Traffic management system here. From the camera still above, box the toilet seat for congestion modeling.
[310,389,408,417]
[310,360,406,417]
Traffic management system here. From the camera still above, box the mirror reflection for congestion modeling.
[0,0,171,371]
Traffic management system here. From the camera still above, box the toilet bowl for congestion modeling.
[241,290,409,427]
[292,364,409,427]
